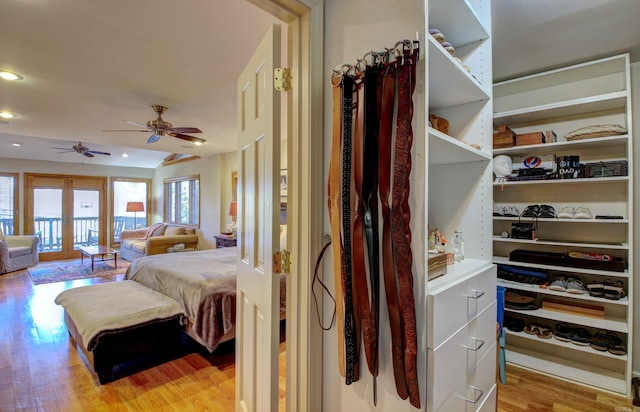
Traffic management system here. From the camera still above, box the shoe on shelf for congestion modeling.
[566,277,586,294]
[503,206,520,217]
[590,329,610,351]
[604,280,626,300]
[538,204,557,218]
[548,277,568,292]
[520,204,540,218]
[606,332,626,356]
[587,280,605,297]
[493,205,505,216]
[557,206,576,219]
[553,322,573,342]
[570,328,591,346]
[574,206,593,219]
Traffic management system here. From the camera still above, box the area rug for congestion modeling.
[28,258,130,285]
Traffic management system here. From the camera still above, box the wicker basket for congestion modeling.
[429,114,449,135]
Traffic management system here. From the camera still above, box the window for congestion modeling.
[111,178,151,244]
[0,173,18,235]
[164,175,199,227]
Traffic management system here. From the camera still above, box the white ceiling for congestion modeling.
[1,0,639,169]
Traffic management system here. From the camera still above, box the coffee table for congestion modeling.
[79,245,119,271]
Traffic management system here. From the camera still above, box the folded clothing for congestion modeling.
[498,264,548,285]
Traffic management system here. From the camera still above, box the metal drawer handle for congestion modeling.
[462,386,484,404]
[463,337,485,352]
[465,289,485,300]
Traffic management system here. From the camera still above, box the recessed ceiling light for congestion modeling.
[0,112,16,119]
[11,142,21,147]
[0,71,23,81]
[121,153,129,158]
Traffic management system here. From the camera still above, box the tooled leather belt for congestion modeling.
[378,60,409,401]
[390,44,420,409]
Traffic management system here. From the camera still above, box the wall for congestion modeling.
[321,0,424,410]
[632,62,639,378]
[153,153,232,250]
[0,157,153,234]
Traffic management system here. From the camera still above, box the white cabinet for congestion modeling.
[492,54,634,396]
[423,0,496,410]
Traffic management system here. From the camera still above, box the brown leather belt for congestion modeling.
[329,74,346,377]
[390,42,420,408]
[378,61,409,400]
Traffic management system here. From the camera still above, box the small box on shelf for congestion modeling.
[493,124,516,149]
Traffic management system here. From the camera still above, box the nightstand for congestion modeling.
[214,235,237,248]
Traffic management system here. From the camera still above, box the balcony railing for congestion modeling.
[0,216,146,251]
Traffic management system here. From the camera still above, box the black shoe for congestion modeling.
[521,205,540,218]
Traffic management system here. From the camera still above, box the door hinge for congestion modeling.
[273,250,291,274]
[274,68,292,91]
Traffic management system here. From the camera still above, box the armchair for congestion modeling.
[0,228,40,274]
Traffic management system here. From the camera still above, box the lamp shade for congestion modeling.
[126,201,145,213]
[228,201,238,218]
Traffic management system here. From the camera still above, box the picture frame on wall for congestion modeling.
[280,169,288,197]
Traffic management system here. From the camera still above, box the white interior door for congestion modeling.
[235,23,282,412]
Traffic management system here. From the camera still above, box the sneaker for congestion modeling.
[566,277,586,294]
[557,206,575,219]
[574,207,593,219]
[548,277,568,292]
[503,206,520,217]
[493,205,505,216]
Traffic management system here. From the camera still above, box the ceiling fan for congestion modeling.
[104,105,206,145]
[51,142,111,158]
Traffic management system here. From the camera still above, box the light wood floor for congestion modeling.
[1,266,636,411]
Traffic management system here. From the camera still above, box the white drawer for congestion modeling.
[428,301,497,411]
[436,341,497,412]
[428,265,497,349]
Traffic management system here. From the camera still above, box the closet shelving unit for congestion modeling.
[492,54,633,396]
[423,0,496,410]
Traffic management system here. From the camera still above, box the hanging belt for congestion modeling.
[341,73,358,385]
[362,61,383,404]
[390,46,420,409]
[378,61,408,400]
[329,73,346,377]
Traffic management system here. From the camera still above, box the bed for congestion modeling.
[124,247,286,352]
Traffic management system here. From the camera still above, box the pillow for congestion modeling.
[150,225,167,237]
[165,226,187,236]
[565,124,627,141]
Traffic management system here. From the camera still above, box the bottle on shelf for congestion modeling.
[453,230,464,262]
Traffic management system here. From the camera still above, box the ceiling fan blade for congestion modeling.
[88,150,111,156]
[171,127,202,134]
[82,152,95,158]
[102,129,151,132]
[51,146,72,151]
[168,132,206,144]
[125,120,150,128]
[147,134,162,143]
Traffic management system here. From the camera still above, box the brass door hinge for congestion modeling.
[273,250,291,274]
[274,68,292,91]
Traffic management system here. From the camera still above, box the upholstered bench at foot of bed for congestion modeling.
[55,280,185,384]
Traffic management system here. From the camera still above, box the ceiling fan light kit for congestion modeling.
[104,105,206,145]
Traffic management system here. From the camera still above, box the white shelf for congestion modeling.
[429,0,489,47]
[428,127,491,165]
[504,307,628,333]
[497,279,629,307]
[493,135,629,156]
[428,36,489,110]
[493,216,629,224]
[493,91,627,125]
[505,329,628,361]
[492,256,629,278]
[492,176,629,187]
[505,347,627,394]
[492,236,628,250]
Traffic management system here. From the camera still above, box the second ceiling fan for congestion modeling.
[105,105,206,145]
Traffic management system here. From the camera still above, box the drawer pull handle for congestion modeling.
[465,289,485,300]
[463,337,485,352]
[462,386,484,404]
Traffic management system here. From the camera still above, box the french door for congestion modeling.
[25,174,107,261]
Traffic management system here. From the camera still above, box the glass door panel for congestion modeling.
[74,189,100,247]
[34,188,63,253]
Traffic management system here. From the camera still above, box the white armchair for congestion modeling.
[0,228,40,274]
